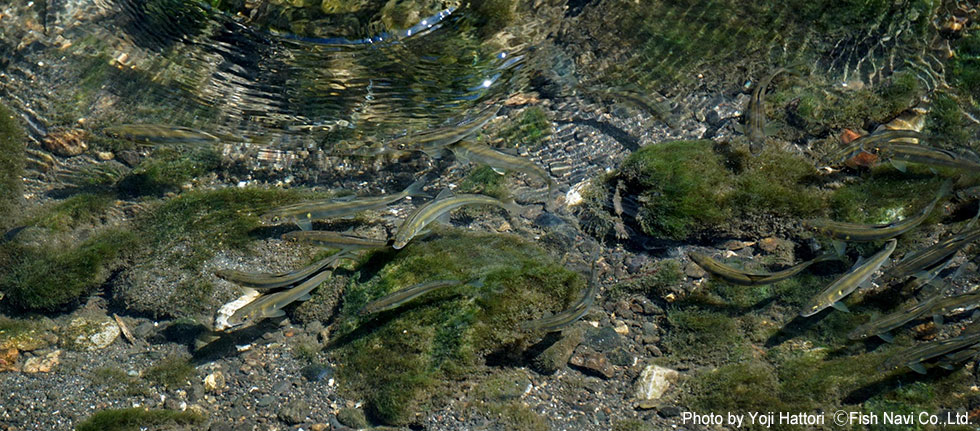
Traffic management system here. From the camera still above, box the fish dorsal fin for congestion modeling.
[891,159,908,172]
[436,210,452,225]
[435,188,455,201]
[832,240,847,257]
[296,218,313,231]
[852,255,866,269]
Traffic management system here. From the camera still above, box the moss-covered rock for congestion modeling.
[0,228,138,310]
[75,407,204,431]
[116,146,220,197]
[0,102,25,222]
[594,140,826,240]
[330,229,582,425]
[143,355,196,389]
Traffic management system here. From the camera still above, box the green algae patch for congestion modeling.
[459,165,509,199]
[470,369,548,431]
[601,140,826,240]
[664,309,749,364]
[950,32,980,100]
[926,92,971,148]
[495,106,552,150]
[29,193,116,232]
[75,407,204,431]
[0,103,25,222]
[619,140,730,239]
[330,229,582,426]
[143,355,195,389]
[0,228,138,310]
[117,146,220,197]
[829,172,947,225]
[135,187,309,268]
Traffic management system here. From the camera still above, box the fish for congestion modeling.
[880,330,980,374]
[224,267,333,329]
[744,68,796,155]
[393,189,520,249]
[522,256,598,332]
[936,343,980,370]
[881,228,980,284]
[819,129,928,167]
[576,85,679,128]
[688,252,835,286]
[847,295,942,342]
[872,143,980,173]
[347,105,499,158]
[927,290,980,324]
[449,140,556,206]
[800,239,897,317]
[358,279,472,316]
[282,230,390,250]
[214,251,353,291]
[104,124,221,145]
[261,178,427,231]
[804,181,949,242]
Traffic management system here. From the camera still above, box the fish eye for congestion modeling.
[272,216,280,223]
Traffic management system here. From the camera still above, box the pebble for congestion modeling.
[613,321,629,336]
[21,350,61,373]
[0,347,20,372]
[633,365,679,409]
[204,371,226,393]
[585,326,622,352]
[531,325,585,375]
[278,399,310,425]
[66,317,120,350]
[569,348,615,379]
[42,128,88,156]
[683,262,706,279]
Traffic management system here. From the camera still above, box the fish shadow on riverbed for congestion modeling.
[190,320,282,364]
[764,313,828,348]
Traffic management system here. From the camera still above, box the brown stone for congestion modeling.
[42,128,88,157]
[21,350,60,373]
[0,347,19,372]
[569,348,615,379]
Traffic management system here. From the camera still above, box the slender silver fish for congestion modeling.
[745,68,796,155]
[800,239,897,317]
[358,279,467,316]
[450,140,556,205]
[282,231,390,251]
[393,190,519,249]
[225,267,334,328]
[261,179,427,231]
[215,251,352,291]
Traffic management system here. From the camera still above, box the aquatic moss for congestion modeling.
[90,367,151,397]
[143,355,195,389]
[608,258,682,299]
[685,360,785,415]
[926,92,970,147]
[75,408,204,431]
[471,369,548,431]
[466,0,516,39]
[0,103,24,222]
[829,172,947,225]
[332,229,581,425]
[495,106,552,150]
[612,419,652,431]
[30,193,115,232]
[135,187,309,268]
[664,309,748,363]
[619,140,730,239]
[611,140,825,239]
[0,228,138,310]
[459,165,508,199]
[729,146,826,217]
[117,146,220,197]
[951,32,980,99]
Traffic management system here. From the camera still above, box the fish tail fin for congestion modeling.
[404,178,429,198]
